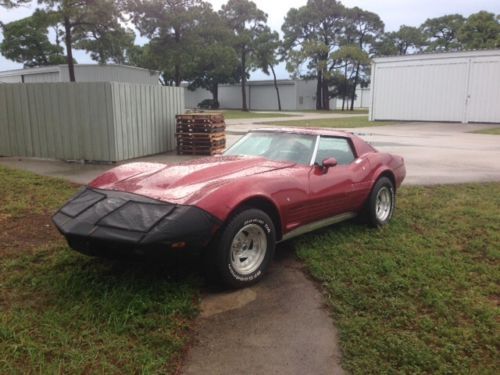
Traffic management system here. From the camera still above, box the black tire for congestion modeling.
[209,208,276,288]
[367,177,395,227]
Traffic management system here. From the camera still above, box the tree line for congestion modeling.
[1,0,499,111]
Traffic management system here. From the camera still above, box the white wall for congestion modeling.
[219,84,249,109]
[370,50,500,123]
[295,80,317,110]
[466,55,500,123]
[24,72,60,83]
[249,83,296,110]
[0,65,160,85]
[0,75,22,83]
[185,86,212,108]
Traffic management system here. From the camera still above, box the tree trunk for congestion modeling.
[211,83,218,102]
[241,51,248,111]
[316,71,322,110]
[63,16,75,82]
[350,62,360,111]
[174,64,181,87]
[342,63,348,110]
[322,77,329,110]
[271,65,281,111]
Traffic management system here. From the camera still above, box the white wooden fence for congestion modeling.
[0,82,184,162]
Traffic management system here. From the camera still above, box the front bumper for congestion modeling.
[52,188,221,257]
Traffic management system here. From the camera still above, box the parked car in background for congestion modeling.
[197,98,219,109]
[53,128,406,288]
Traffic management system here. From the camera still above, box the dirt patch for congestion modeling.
[0,212,62,256]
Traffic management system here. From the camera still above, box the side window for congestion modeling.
[315,137,355,165]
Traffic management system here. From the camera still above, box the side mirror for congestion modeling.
[322,157,338,169]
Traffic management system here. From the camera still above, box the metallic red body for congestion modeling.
[89,128,405,239]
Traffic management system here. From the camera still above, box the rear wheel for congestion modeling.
[209,208,276,288]
[367,177,395,227]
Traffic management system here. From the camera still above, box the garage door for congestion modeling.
[466,58,500,123]
[371,52,500,123]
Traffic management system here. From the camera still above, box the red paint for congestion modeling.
[89,129,405,237]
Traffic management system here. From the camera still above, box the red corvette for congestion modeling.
[53,128,405,287]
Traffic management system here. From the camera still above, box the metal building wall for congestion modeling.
[23,72,60,83]
[0,82,182,161]
[184,86,212,109]
[218,84,249,109]
[249,83,296,110]
[370,50,500,123]
[295,80,317,110]
[0,65,160,84]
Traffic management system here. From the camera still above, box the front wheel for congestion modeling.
[367,177,395,227]
[211,208,276,288]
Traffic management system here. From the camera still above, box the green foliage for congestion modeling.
[282,1,378,110]
[420,14,465,52]
[296,183,500,373]
[186,8,240,98]
[0,11,65,67]
[458,11,500,50]
[126,0,210,86]
[374,25,426,56]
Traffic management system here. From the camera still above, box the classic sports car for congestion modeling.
[53,128,405,287]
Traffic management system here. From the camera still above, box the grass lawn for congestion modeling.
[261,115,396,128]
[471,126,500,135]
[0,166,199,374]
[295,183,499,374]
[292,109,369,114]
[209,109,297,120]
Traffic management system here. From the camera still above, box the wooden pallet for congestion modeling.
[177,146,225,156]
[176,112,226,155]
[176,124,225,133]
[177,140,226,148]
[175,132,225,140]
[176,113,224,123]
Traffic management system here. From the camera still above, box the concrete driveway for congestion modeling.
[1,119,499,375]
[226,121,500,185]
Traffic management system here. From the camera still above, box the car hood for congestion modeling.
[89,155,294,204]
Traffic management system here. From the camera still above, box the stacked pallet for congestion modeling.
[176,112,226,155]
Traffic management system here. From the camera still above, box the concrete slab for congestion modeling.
[343,122,500,185]
[183,245,344,375]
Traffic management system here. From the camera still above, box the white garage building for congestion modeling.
[0,64,160,84]
[369,49,500,123]
[185,79,370,111]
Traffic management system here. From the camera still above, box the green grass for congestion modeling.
[294,183,499,374]
[261,115,395,128]
[215,109,297,120]
[471,126,500,135]
[0,166,77,217]
[0,165,199,374]
[292,109,369,114]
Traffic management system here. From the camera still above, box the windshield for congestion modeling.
[224,132,316,165]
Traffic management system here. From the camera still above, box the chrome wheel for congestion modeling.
[375,186,392,222]
[230,223,267,275]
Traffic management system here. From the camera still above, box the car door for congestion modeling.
[306,136,359,222]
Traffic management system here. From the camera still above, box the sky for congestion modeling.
[1,0,499,78]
